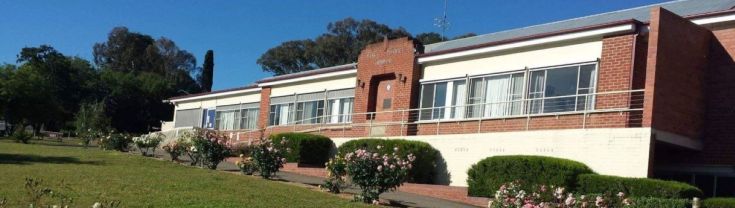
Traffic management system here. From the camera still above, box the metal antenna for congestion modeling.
[434,0,450,37]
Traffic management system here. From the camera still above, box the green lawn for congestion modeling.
[0,139,368,207]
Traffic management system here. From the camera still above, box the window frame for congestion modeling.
[417,61,598,122]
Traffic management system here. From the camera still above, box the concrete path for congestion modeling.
[149,149,479,208]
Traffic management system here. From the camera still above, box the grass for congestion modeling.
[0,138,369,207]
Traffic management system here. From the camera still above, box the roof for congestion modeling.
[169,84,259,101]
[167,63,358,101]
[256,63,357,83]
[423,0,735,55]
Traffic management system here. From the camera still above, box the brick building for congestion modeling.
[165,0,735,196]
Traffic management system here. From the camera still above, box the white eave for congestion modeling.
[169,87,262,103]
[692,12,735,25]
[418,23,636,64]
[257,69,357,87]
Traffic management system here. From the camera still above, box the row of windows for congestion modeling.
[269,97,354,126]
[419,63,598,121]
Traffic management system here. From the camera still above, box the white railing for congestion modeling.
[264,89,645,137]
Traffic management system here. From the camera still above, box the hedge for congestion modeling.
[630,197,690,208]
[704,198,735,208]
[577,174,703,199]
[337,138,439,184]
[466,155,593,197]
[270,133,333,166]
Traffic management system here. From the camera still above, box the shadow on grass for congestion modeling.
[0,153,104,165]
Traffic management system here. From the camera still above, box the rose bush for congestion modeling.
[344,146,415,204]
[323,155,348,193]
[190,129,232,169]
[99,132,132,152]
[235,154,257,175]
[162,138,187,161]
[251,138,288,179]
[133,133,164,156]
[489,180,633,208]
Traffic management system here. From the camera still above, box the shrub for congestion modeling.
[162,138,187,161]
[178,131,200,166]
[577,174,703,199]
[630,197,690,208]
[323,155,348,194]
[466,155,593,197]
[344,148,415,204]
[191,129,232,170]
[251,138,289,179]
[337,138,438,184]
[12,129,31,144]
[488,180,632,208]
[703,198,735,208]
[99,132,132,152]
[133,133,164,156]
[270,133,333,166]
[235,154,257,175]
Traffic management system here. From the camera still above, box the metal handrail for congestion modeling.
[268,89,644,128]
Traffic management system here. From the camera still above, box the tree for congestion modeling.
[415,32,447,45]
[200,50,214,92]
[257,18,411,75]
[6,45,99,132]
[415,32,477,45]
[93,27,202,133]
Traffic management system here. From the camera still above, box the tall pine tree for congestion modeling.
[201,50,214,92]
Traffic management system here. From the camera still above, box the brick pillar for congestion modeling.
[258,87,272,139]
[354,37,421,136]
[642,7,711,139]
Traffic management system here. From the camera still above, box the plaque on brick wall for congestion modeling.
[383,98,392,109]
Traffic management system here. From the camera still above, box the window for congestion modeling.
[214,110,239,130]
[269,103,293,126]
[528,63,597,114]
[417,62,597,121]
[466,72,525,118]
[419,80,466,120]
[240,108,259,130]
[326,97,354,123]
[295,100,325,124]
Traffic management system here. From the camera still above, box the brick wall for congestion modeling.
[354,37,421,136]
[698,26,735,164]
[643,7,711,139]
[660,25,735,165]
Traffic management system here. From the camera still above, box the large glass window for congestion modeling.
[420,80,469,120]
[215,110,239,130]
[529,63,597,114]
[240,108,259,130]
[326,97,354,123]
[466,72,525,118]
[295,100,325,124]
[269,103,293,126]
[417,62,597,121]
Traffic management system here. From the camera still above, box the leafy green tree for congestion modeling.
[200,50,214,92]
[415,32,447,45]
[257,18,411,75]
[93,27,201,133]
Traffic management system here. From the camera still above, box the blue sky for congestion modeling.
[0,0,668,90]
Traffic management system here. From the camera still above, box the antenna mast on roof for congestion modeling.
[434,0,450,37]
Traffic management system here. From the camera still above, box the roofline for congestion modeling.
[255,63,357,84]
[257,69,357,87]
[168,85,260,102]
[418,19,641,59]
[420,8,735,61]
